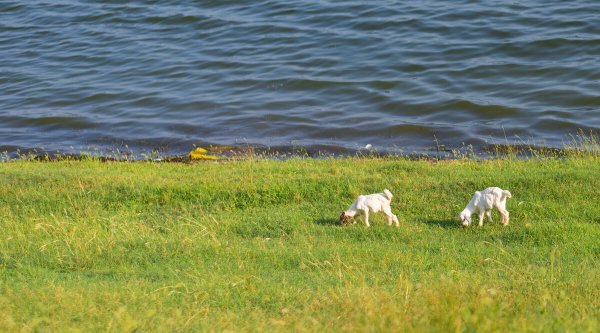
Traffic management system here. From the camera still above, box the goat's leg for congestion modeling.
[486,210,493,223]
[478,212,485,226]
[383,206,398,227]
[499,209,510,225]
[392,214,399,227]
[363,209,370,227]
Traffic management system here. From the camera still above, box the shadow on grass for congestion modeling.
[423,219,461,229]
[314,218,343,226]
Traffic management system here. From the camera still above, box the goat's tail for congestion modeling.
[383,189,393,200]
[502,190,512,199]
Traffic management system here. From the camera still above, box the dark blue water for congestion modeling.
[1,1,599,156]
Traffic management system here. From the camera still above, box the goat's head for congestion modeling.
[339,212,353,226]
[459,213,471,227]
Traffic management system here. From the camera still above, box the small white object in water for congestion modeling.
[364,144,372,149]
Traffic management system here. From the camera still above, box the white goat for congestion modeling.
[459,187,512,227]
[340,189,399,227]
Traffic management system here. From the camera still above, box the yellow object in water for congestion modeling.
[189,147,218,160]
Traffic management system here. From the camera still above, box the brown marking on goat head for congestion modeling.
[339,212,353,226]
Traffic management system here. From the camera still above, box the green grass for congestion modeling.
[0,157,599,332]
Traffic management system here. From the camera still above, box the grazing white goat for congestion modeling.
[340,189,399,227]
[459,187,512,227]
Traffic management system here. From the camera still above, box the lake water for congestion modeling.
[1,0,599,156]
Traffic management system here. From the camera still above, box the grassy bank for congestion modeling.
[0,157,599,332]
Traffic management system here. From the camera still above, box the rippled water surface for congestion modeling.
[1,0,599,155]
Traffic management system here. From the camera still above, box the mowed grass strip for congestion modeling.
[0,157,598,332]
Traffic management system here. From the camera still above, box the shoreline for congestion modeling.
[2,137,598,162]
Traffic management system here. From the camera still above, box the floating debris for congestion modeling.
[189,147,218,160]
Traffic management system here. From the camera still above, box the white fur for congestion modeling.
[341,189,399,227]
[459,187,512,227]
